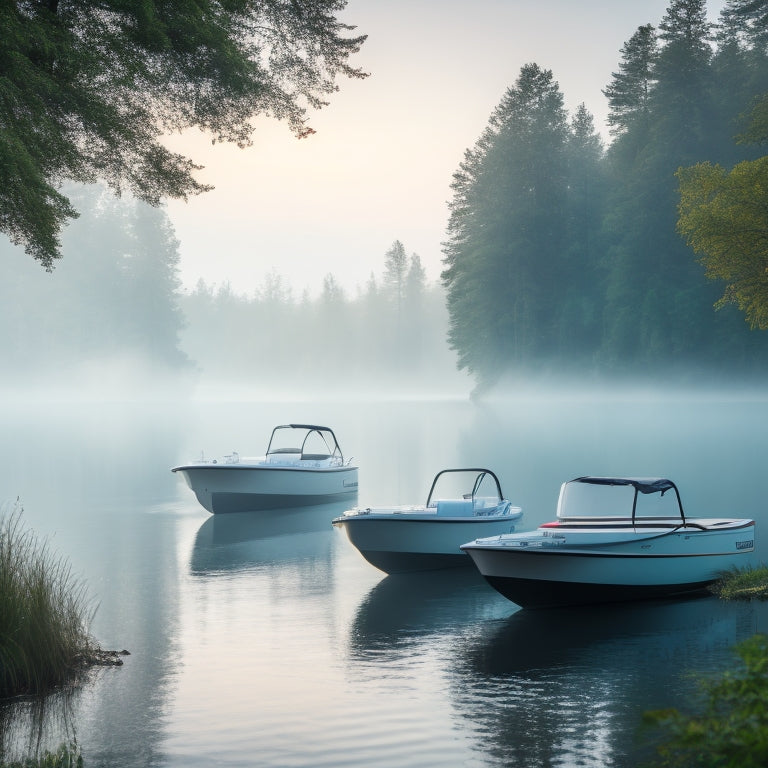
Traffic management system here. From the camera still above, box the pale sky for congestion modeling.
[165,0,726,298]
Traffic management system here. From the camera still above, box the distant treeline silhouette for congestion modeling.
[0,197,462,393]
[179,240,463,394]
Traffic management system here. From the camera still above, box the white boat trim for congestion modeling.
[172,424,358,514]
[334,468,522,573]
[461,476,756,608]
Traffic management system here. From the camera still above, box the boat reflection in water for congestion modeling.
[190,500,352,574]
[350,568,512,654]
[450,595,768,768]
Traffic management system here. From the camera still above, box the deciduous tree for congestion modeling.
[677,158,768,329]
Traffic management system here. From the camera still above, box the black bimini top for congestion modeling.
[567,476,685,523]
[571,477,677,495]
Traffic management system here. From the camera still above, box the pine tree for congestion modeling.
[653,0,714,156]
[560,104,605,358]
[122,202,189,366]
[442,63,569,387]
[603,24,659,137]
[402,253,427,370]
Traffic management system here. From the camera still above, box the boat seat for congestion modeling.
[266,452,301,464]
[436,499,474,517]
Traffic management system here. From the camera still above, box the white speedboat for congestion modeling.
[172,424,358,514]
[333,468,522,573]
[461,476,755,609]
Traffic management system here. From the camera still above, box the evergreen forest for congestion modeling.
[2,0,768,397]
[443,0,768,392]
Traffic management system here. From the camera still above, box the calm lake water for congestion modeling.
[1,388,768,767]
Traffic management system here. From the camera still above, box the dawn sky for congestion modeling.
[165,0,726,298]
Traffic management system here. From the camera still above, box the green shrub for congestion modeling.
[643,634,768,767]
[0,507,96,697]
[710,565,768,600]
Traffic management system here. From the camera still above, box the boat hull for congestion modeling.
[462,524,756,608]
[334,514,520,574]
[173,464,359,514]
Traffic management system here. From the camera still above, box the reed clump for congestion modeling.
[710,565,768,601]
[0,742,82,767]
[0,506,97,698]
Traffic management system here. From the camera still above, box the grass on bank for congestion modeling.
[710,565,768,601]
[0,743,82,768]
[0,506,98,698]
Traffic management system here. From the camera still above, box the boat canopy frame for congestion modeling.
[266,424,345,463]
[566,476,687,525]
[425,468,504,508]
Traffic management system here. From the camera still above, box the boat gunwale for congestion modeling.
[333,510,522,524]
[459,546,754,559]
[172,463,358,473]
[540,518,754,530]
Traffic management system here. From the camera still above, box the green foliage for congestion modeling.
[441,1,768,391]
[0,507,96,697]
[643,634,768,767]
[603,24,658,137]
[677,158,768,329]
[0,743,83,768]
[442,63,574,387]
[0,0,367,267]
[710,565,768,599]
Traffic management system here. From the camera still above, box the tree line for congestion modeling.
[7,0,768,396]
[179,240,463,394]
[0,190,462,394]
[442,0,768,392]
[0,186,187,384]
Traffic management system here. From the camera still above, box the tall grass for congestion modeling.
[0,743,83,767]
[710,565,768,600]
[0,506,96,697]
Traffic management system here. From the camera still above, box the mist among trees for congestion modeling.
[0,191,462,396]
[3,0,768,397]
[179,239,463,395]
[443,0,768,392]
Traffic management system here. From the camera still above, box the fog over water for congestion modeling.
[4,0,768,763]
[0,384,766,766]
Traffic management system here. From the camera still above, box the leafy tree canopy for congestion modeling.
[0,0,367,268]
[677,157,768,329]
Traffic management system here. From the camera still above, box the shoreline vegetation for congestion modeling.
[0,507,129,768]
[0,744,83,768]
[643,565,768,765]
[709,565,768,601]
[0,507,125,700]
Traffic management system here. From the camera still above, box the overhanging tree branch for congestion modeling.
[0,0,367,268]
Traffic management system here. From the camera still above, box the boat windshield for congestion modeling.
[266,424,343,462]
[426,469,503,507]
[557,478,683,521]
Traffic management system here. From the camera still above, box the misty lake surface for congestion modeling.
[2,388,768,767]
